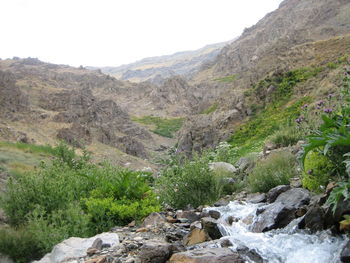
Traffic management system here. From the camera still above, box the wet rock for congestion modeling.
[266,185,291,203]
[213,199,230,207]
[341,240,350,263]
[169,248,244,263]
[299,205,325,232]
[247,193,266,204]
[142,212,167,227]
[208,210,221,219]
[252,188,310,232]
[220,239,233,248]
[137,241,183,263]
[324,198,350,231]
[236,245,264,263]
[201,217,222,240]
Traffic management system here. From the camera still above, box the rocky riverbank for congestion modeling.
[32,181,350,263]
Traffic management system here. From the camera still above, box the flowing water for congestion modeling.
[206,201,346,263]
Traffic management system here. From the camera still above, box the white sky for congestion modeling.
[0,0,283,67]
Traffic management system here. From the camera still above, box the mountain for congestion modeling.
[177,0,350,154]
[88,41,230,84]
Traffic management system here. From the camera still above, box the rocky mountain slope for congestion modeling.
[89,41,230,84]
[177,0,350,155]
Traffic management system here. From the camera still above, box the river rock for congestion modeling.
[208,210,221,219]
[266,185,291,203]
[247,193,266,203]
[341,240,350,263]
[142,212,167,227]
[201,217,222,240]
[298,205,325,232]
[176,210,200,223]
[252,188,310,232]
[33,232,119,263]
[183,228,210,246]
[136,241,183,263]
[169,248,244,263]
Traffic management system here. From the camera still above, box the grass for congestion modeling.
[0,142,56,156]
[248,151,297,192]
[132,116,184,138]
[201,103,218,114]
[228,97,311,160]
[213,74,236,83]
[0,142,57,176]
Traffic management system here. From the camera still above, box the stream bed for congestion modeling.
[206,201,346,263]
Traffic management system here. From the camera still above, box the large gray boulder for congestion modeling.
[33,233,119,263]
[209,162,237,174]
[252,188,310,232]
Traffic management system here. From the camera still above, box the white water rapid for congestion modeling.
[206,201,346,263]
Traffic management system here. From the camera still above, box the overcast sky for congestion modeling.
[0,0,283,67]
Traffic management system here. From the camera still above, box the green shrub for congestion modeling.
[248,151,297,192]
[302,151,335,193]
[156,154,222,209]
[268,125,302,147]
[0,143,159,262]
[0,226,42,263]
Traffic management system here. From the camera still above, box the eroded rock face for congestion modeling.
[169,248,244,263]
[252,188,310,232]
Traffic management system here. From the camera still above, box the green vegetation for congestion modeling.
[0,143,159,262]
[302,151,335,193]
[213,74,236,83]
[301,69,350,212]
[267,125,303,148]
[228,97,311,159]
[201,103,218,114]
[132,116,184,138]
[248,151,297,192]
[253,67,321,102]
[0,141,57,156]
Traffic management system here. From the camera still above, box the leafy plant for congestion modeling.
[156,154,222,209]
[302,151,335,193]
[248,151,297,193]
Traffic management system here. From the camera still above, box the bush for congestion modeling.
[248,151,297,192]
[268,125,302,147]
[0,143,159,262]
[302,151,335,193]
[156,154,222,209]
[0,226,42,263]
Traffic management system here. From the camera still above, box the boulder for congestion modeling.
[298,205,325,232]
[142,212,167,227]
[33,232,119,263]
[209,162,237,174]
[341,240,350,263]
[176,210,200,223]
[266,185,291,203]
[247,193,266,204]
[169,248,244,263]
[252,188,310,232]
[183,228,210,246]
[201,217,222,240]
[208,210,221,219]
[137,241,183,263]
[0,254,14,263]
